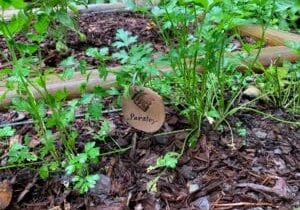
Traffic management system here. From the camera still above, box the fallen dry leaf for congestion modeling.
[28,136,41,148]
[0,180,12,210]
[237,176,290,199]
[9,135,22,147]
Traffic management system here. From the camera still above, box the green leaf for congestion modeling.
[56,40,68,51]
[187,0,208,8]
[84,142,100,161]
[77,153,88,164]
[79,60,87,75]
[151,6,164,17]
[112,50,129,64]
[207,108,220,119]
[54,89,68,102]
[147,152,180,172]
[56,11,75,30]
[39,165,49,179]
[60,56,78,80]
[0,0,26,9]
[72,174,100,194]
[86,174,100,187]
[8,142,37,164]
[49,161,59,171]
[4,11,28,37]
[65,164,75,174]
[86,48,99,57]
[0,126,15,138]
[86,47,109,58]
[80,93,94,105]
[12,97,31,112]
[147,176,160,193]
[95,120,110,141]
[34,14,50,34]
[87,101,103,120]
[112,29,137,49]
[62,68,75,80]
[16,43,38,55]
[60,56,78,68]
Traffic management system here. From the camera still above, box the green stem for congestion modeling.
[242,107,300,126]
[100,146,132,156]
[0,161,47,170]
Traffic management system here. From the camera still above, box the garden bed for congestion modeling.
[1,103,300,209]
[0,3,300,210]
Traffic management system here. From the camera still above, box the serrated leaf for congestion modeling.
[147,152,180,172]
[112,50,129,64]
[16,43,38,55]
[86,48,99,57]
[61,68,75,80]
[112,29,137,49]
[0,126,15,138]
[56,11,75,29]
[34,14,50,33]
[39,165,49,179]
[87,101,103,120]
[95,120,110,141]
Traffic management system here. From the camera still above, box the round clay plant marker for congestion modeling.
[122,86,165,133]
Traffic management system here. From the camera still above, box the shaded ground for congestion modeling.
[0,10,299,210]
[0,105,299,210]
[0,11,165,68]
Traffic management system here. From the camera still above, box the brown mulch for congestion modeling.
[0,11,165,68]
[0,10,299,210]
[0,106,299,210]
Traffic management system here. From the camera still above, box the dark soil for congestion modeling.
[0,105,299,210]
[0,10,299,210]
[0,11,165,68]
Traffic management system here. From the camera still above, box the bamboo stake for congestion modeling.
[238,25,300,46]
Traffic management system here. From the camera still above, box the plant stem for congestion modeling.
[0,161,47,170]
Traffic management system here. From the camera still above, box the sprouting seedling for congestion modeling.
[112,28,138,49]
[147,152,180,172]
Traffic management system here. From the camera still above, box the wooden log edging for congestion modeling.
[2,3,127,20]
[0,70,116,107]
[238,25,300,46]
[0,46,298,109]
[77,3,126,13]
[254,46,299,66]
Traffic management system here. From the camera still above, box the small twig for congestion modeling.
[236,176,289,199]
[212,202,275,208]
[143,128,191,140]
[0,152,8,161]
[0,62,12,69]
[129,133,137,159]
[224,120,236,150]
[100,146,132,157]
[0,119,34,128]
[17,173,39,203]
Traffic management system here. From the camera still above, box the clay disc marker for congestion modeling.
[122,86,165,133]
